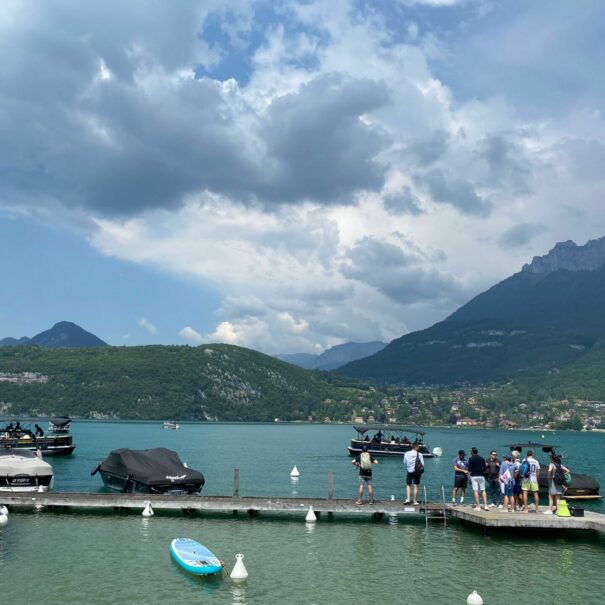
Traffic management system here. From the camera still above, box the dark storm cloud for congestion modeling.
[498,223,548,248]
[259,73,391,204]
[342,237,463,305]
[383,186,424,215]
[477,134,532,195]
[0,3,391,217]
[406,130,449,166]
[415,169,491,216]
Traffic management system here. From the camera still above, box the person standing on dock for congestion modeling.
[403,443,424,505]
[468,447,489,511]
[545,453,569,515]
[352,445,378,505]
[521,450,541,513]
[499,454,516,513]
[486,451,502,508]
[452,450,468,506]
[511,450,523,510]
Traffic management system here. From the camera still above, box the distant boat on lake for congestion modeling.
[163,420,179,430]
[347,425,437,458]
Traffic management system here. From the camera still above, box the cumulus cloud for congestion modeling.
[138,317,158,335]
[2,0,605,353]
[342,236,465,305]
[179,326,204,344]
[415,169,491,216]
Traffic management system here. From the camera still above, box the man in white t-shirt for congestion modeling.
[403,444,424,505]
[521,450,541,513]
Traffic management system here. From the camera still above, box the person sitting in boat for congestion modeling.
[390,436,396,444]
[364,435,370,442]
[34,424,44,437]
[402,436,411,445]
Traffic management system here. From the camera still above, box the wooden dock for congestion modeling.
[2,492,605,533]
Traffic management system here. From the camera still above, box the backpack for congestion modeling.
[563,471,572,487]
[360,451,372,471]
[519,459,531,479]
[553,463,566,486]
[414,452,424,475]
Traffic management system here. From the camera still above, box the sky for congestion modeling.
[1,0,604,353]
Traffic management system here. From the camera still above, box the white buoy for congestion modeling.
[0,505,8,516]
[432,447,443,457]
[230,553,248,581]
[0,513,7,527]
[290,465,300,478]
[390,495,395,501]
[305,505,317,522]
[467,590,484,605]
[142,501,154,517]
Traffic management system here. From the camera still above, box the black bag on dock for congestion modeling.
[569,507,585,517]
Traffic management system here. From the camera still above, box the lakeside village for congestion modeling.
[1,371,603,430]
[341,386,605,432]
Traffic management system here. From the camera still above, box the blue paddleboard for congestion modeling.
[170,538,223,575]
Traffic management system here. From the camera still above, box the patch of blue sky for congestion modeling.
[196,2,328,85]
[0,216,221,346]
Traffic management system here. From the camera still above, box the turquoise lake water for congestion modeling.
[1,422,604,604]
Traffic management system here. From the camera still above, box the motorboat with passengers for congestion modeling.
[0,417,75,456]
[348,425,440,458]
[507,442,600,500]
[163,420,180,430]
[0,447,54,492]
[91,447,205,495]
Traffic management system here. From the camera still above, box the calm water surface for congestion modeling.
[1,423,603,604]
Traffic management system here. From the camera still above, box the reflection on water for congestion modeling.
[230,583,247,605]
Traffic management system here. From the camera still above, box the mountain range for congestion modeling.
[0,321,108,348]
[340,236,605,393]
[275,341,387,371]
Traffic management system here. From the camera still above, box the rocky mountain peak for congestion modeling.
[522,236,605,274]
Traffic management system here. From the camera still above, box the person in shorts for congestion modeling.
[403,443,424,505]
[452,450,468,506]
[352,445,378,504]
[521,450,541,513]
[467,447,489,511]
[499,454,516,513]
[511,450,522,510]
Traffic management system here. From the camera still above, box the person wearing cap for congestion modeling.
[499,454,516,513]
[352,445,378,505]
[452,450,469,506]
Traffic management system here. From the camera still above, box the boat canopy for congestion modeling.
[353,425,425,436]
[50,417,71,427]
[505,442,560,452]
[0,449,53,476]
[92,448,204,486]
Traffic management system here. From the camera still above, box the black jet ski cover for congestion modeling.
[94,448,205,487]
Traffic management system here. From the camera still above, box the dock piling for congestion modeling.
[233,468,240,498]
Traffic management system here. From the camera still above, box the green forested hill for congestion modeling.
[340,261,605,390]
[339,319,596,385]
[0,345,376,421]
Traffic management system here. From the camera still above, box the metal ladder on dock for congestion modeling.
[422,485,448,526]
